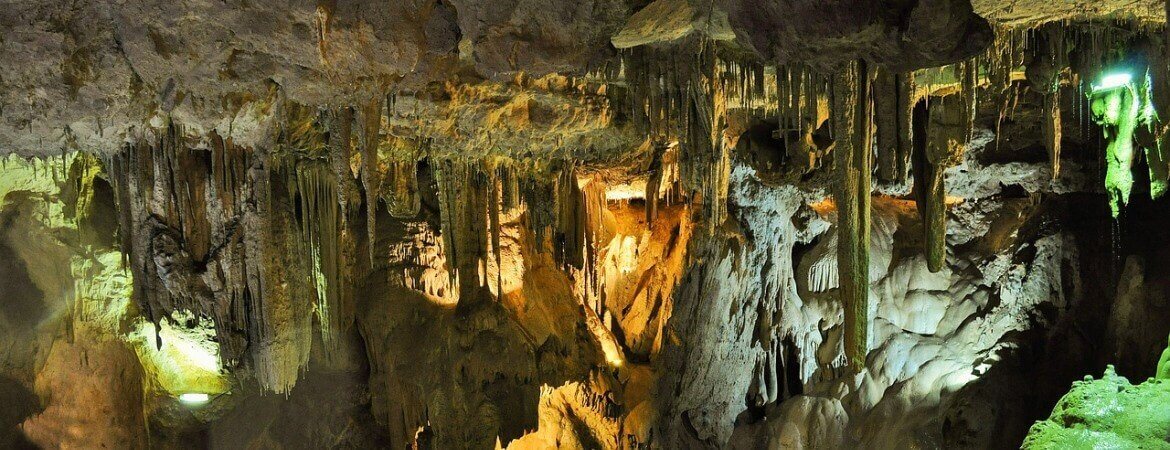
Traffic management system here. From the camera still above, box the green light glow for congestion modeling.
[1023,366,1170,449]
[1089,70,1161,218]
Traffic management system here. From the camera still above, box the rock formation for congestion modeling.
[2,0,1170,448]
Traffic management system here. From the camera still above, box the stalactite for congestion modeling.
[876,70,916,183]
[252,152,315,394]
[1027,25,1068,179]
[292,162,343,352]
[1092,79,1142,218]
[696,55,732,232]
[360,99,383,264]
[831,60,872,371]
[386,159,421,219]
[488,164,504,297]
[323,105,361,332]
[808,242,839,293]
[1043,93,1063,178]
[434,160,463,299]
[1151,1,1170,199]
[379,96,422,221]
[61,151,103,239]
[523,172,556,252]
[645,143,666,224]
[896,72,916,182]
[960,60,978,143]
[208,132,251,358]
[325,106,360,214]
[914,95,969,273]
[501,164,520,212]
[555,164,586,270]
[580,175,607,305]
[875,69,899,182]
[986,27,1028,149]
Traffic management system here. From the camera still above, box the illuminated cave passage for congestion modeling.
[5,0,1170,448]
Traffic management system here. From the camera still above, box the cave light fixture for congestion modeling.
[1092,71,1134,93]
[178,392,211,406]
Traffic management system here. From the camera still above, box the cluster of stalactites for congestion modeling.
[820,21,1170,367]
[289,162,344,351]
[1025,25,1070,179]
[354,98,423,262]
[110,127,237,330]
[615,21,1131,369]
[560,167,608,304]
[433,160,498,303]
[106,123,277,383]
[622,36,991,369]
[1005,20,1170,194]
[622,45,740,233]
[105,96,429,393]
[431,158,609,305]
[772,64,835,174]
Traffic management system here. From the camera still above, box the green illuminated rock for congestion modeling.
[1023,366,1170,449]
[1090,72,1165,218]
[1092,84,1140,218]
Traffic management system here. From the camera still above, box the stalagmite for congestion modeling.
[832,60,872,370]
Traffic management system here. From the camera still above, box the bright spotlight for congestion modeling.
[178,392,211,405]
[1093,72,1133,92]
